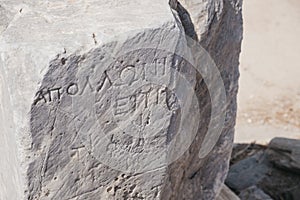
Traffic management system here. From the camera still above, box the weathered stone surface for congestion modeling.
[238,186,272,200]
[163,1,243,199]
[226,150,270,192]
[267,137,300,174]
[0,0,243,199]
[217,185,240,200]
[227,142,300,200]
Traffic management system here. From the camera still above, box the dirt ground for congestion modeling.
[235,0,300,143]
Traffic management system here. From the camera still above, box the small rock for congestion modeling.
[226,151,270,192]
[267,137,300,174]
[227,140,300,200]
[238,186,272,200]
[217,185,240,200]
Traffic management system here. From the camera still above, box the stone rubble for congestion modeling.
[226,138,300,200]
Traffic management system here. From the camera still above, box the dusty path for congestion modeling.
[236,0,300,143]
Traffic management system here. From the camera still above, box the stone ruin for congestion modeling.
[0,0,243,199]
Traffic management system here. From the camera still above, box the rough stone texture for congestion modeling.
[0,0,242,199]
[267,137,300,174]
[216,185,240,200]
[226,151,270,192]
[238,186,272,200]
[162,0,243,199]
[227,142,300,200]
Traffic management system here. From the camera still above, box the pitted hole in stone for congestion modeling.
[107,187,112,192]
[61,57,66,65]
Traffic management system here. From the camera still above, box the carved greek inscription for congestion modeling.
[135,86,167,109]
[114,95,137,115]
[145,57,166,77]
[79,76,94,95]
[119,65,136,85]
[34,91,47,105]
[66,83,79,95]
[48,88,62,102]
[34,55,171,105]
[34,87,62,105]
[96,70,112,93]
[113,57,168,87]
[114,64,145,87]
